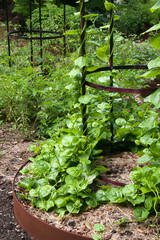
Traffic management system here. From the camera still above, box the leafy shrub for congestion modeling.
[12,0,61,16]
[0,41,75,137]
[116,0,160,35]
[18,113,108,215]
[26,3,80,32]
[24,3,80,53]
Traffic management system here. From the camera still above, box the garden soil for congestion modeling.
[0,123,160,240]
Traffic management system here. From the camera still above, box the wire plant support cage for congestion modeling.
[80,0,158,136]
[5,0,67,67]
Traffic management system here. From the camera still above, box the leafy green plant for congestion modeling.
[24,3,80,53]
[116,0,160,35]
[18,113,109,217]
[133,0,160,164]
[94,0,160,222]
[0,36,77,137]
[95,163,160,221]
[92,217,127,240]
[12,0,61,16]
[26,3,79,32]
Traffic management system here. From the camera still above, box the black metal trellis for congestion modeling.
[80,0,158,136]
[80,0,87,135]
[5,0,11,67]
[5,0,66,67]
[109,0,114,140]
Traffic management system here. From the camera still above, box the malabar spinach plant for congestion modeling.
[133,0,160,165]
[95,0,160,222]
[18,112,109,217]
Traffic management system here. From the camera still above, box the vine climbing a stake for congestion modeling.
[80,0,87,135]
[109,0,114,141]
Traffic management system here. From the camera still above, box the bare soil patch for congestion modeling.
[1,123,160,240]
[0,123,34,240]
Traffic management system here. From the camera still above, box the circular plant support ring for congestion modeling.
[85,81,158,95]
[12,161,92,240]
[9,30,63,40]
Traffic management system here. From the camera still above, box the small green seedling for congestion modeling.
[92,217,127,240]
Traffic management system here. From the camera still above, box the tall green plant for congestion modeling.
[97,0,160,222]
[134,0,160,164]
[26,3,79,32]
[18,112,109,216]
[17,0,110,216]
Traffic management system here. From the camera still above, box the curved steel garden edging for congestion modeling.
[12,161,92,240]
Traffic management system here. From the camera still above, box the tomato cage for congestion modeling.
[80,0,159,136]
[5,0,67,67]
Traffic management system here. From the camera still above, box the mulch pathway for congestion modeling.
[0,123,34,240]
